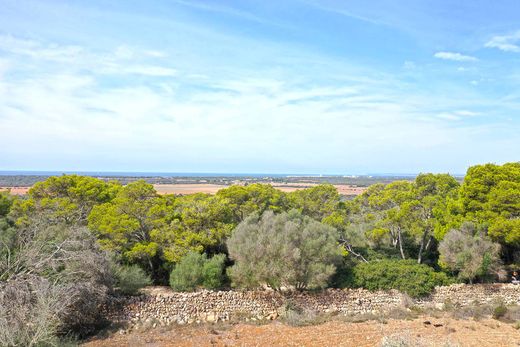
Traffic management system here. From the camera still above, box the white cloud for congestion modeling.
[437,110,479,121]
[485,31,520,52]
[0,35,84,63]
[0,34,517,173]
[434,52,478,62]
[102,64,178,77]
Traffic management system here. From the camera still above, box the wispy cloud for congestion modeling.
[0,0,518,175]
[434,52,477,62]
[485,31,520,52]
[437,110,479,121]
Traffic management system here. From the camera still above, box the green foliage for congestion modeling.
[170,193,235,257]
[0,191,13,217]
[10,175,120,226]
[493,303,508,320]
[438,222,501,283]
[88,182,235,282]
[88,181,174,278]
[227,210,343,290]
[288,184,340,220]
[114,264,152,295]
[202,253,227,289]
[169,252,226,291]
[352,259,453,297]
[460,163,520,246]
[346,174,459,263]
[217,183,288,222]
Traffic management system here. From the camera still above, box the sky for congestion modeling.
[0,0,519,175]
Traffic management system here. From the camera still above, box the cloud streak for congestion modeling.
[434,52,478,62]
[0,0,519,174]
[485,31,520,52]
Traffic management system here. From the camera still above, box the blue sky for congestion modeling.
[0,0,519,174]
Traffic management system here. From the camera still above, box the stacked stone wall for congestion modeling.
[104,284,520,327]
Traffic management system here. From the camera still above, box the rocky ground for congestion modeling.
[83,316,520,347]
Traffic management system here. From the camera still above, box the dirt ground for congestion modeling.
[1,184,366,196]
[83,317,520,347]
[153,184,225,195]
[0,186,30,195]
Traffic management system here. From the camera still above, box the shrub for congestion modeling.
[169,252,226,291]
[492,303,508,320]
[438,222,501,283]
[202,254,226,289]
[0,223,113,344]
[352,259,453,297]
[0,277,62,347]
[279,300,327,327]
[227,210,342,290]
[114,265,152,295]
[379,333,457,347]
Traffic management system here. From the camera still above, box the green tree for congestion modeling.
[438,222,501,283]
[367,181,415,260]
[171,193,235,256]
[88,183,232,281]
[288,184,340,221]
[454,162,520,266]
[88,180,175,279]
[410,173,460,263]
[217,183,288,222]
[227,210,342,290]
[0,191,13,218]
[10,175,120,226]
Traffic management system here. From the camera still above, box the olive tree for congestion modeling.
[438,222,501,283]
[227,210,342,290]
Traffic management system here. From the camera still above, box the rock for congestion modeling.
[434,303,444,310]
[206,312,218,323]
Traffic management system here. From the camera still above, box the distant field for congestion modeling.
[0,186,30,195]
[1,183,366,196]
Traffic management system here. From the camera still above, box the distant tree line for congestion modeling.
[0,162,518,345]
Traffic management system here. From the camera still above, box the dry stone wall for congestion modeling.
[105,284,520,328]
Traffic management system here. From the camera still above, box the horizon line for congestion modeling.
[0,170,466,177]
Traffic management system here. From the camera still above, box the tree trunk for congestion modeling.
[417,229,429,264]
[398,228,406,259]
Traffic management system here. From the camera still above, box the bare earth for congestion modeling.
[154,183,366,195]
[0,187,30,195]
[83,317,520,347]
[1,184,366,196]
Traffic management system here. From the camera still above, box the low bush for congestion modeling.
[279,300,328,327]
[202,254,227,289]
[0,223,114,345]
[114,265,152,295]
[492,303,508,320]
[449,303,492,320]
[352,259,453,297]
[380,333,457,347]
[169,252,226,291]
[504,306,520,322]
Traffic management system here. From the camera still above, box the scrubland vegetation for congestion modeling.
[0,162,519,345]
